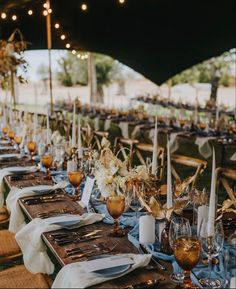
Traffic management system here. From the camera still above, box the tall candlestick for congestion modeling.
[207,148,216,236]
[46,108,50,145]
[71,102,76,147]
[167,140,173,209]
[19,110,22,129]
[33,113,38,135]
[151,115,158,175]
[215,103,219,130]
[78,114,83,159]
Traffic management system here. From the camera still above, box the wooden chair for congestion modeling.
[216,168,236,201]
[170,154,207,193]
[114,137,139,167]
[92,131,109,151]
[0,207,10,229]
[0,230,22,263]
[0,265,52,288]
[134,143,165,181]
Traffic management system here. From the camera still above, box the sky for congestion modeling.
[24,49,67,82]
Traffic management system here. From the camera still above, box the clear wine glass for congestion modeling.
[169,217,191,284]
[199,220,224,288]
[128,183,144,219]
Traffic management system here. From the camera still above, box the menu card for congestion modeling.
[79,177,95,208]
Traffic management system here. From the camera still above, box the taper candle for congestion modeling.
[167,140,173,209]
[151,115,158,175]
[71,102,76,147]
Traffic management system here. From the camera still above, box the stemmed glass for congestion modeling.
[169,217,191,284]
[27,138,37,160]
[67,160,83,201]
[128,182,144,219]
[106,193,126,237]
[8,130,15,145]
[172,222,201,288]
[2,125,9,138]
[199,220,224,288]
[41,147,53,180]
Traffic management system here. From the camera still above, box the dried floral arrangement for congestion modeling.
[0,29,28,88]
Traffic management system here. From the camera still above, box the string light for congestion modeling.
[48,8,52,14]
[72,50,76,54]
[119,0,125,3]
[43,10,48,16]
[77,54,81,59]
[43,3,48,9]
[12,15,17,21]
[28,10,33,15]
[54,23,60,29]
[1,12,7,19]
[81,3,88,11]
[66,43,70,49]
[60,34,66,40]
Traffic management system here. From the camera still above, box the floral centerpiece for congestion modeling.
[0,29,28,89]
[94,144,128,198]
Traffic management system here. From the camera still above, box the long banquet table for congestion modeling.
[1,149,176,288]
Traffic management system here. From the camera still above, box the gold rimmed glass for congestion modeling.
[2,126,9,137]
[15,135,22,153]
[27,140,37,160]
[173,236,201,288]
[106,194,126,237]
[68,171,83,200]
[41,154,53,180]
[8,130,15,145]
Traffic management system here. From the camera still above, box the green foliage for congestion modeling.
[57,52,123,88]
[170,49,235,86]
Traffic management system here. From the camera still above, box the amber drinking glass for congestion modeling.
[199,122,206,130]
[2,126,9,137]
[27,140,37,160]
[173,236,201,288]
[106,195,126,237]
[179,119,187,128]
[68,171,83,200]
[41,155,53,179]
[15,136,22,152]
[8,130,15,145]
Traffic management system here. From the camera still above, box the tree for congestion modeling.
[57,52,124,102]
[170,49,235,104]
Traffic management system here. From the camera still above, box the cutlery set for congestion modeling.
[23,194,66,205]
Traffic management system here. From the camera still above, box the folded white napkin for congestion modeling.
[15,213,104,274]
[0,166,37,208]
[169,132,180,153]
[119,122,129,139]
[52,253,151,288]
[195,137,215,159]
[230,277,236,289]
[0,146,14,150]
[6,181,68,233]
[104,119,111,131]
[230,152,236,161]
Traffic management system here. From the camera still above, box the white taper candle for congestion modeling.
[167,139,173,209]
[207,147,216,236]
[72,102,76,147]
[151,115,158,175]
[78,115,83,159]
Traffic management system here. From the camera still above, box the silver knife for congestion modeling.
[56,235,102,246]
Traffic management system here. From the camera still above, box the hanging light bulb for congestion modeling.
[119,0,125,4]
[72,50,76,55]
[66,43,71,49]
[43,3,48,9]
[54,23,60,29]
[48,8,52,14]
[28,10,33,15]
[60,34,66,40]
[81,3,88,11]
[12,15,17,21]
[43,10,48,16]
[1,12,7,19]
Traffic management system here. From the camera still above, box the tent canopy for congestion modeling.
[0,0,235,84]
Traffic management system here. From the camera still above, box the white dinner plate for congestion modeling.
[26,185,53,194]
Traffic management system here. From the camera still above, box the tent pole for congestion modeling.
[46,0,53,114]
